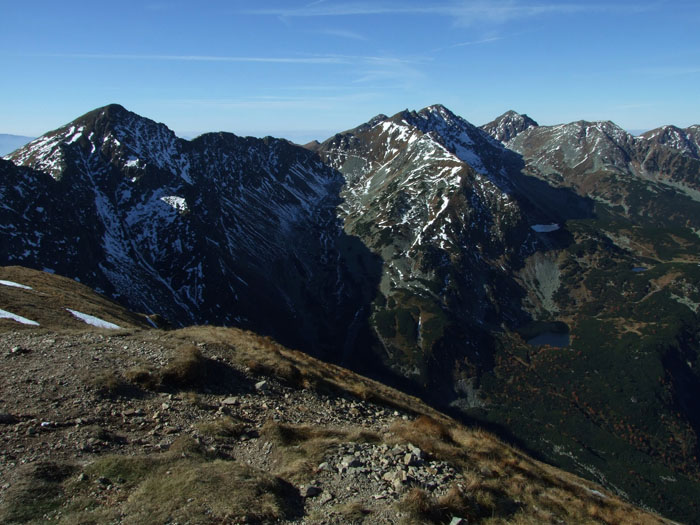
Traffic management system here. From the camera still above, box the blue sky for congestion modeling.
[1,0,699,143]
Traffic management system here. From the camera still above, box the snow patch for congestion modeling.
[0,308,40,326]
[0,280,33,290]
[66,309,121,329]
[66,126,85,144]
[160,196,189,213]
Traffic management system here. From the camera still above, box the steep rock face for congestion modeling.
[642,124,700,160]
[3,105,378,357]
[316,105,574,392]
[318,107,700,522]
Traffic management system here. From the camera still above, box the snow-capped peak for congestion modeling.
[8,104,193,184]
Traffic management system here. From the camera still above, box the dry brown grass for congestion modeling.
[168,326,436,415]
[245,356,304,387]
[388,417,671,525]
[160,344,206,387]
[195,415,248,439]
[334,501,372,523]
[124,364,159,390]
[398,485,476,524]
[122,460,297,524]
[161,326,673,524]
[89,370,135,399]
[96,344,207,395]
[259,420,380,483]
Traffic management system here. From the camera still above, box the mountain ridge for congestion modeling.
[3,103,700,522]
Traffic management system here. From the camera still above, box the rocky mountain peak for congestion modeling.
[8,104,185,182]
[418,103,457,121]
[641,124,700,159]
[395,104,461,129]
[481,110,538,143]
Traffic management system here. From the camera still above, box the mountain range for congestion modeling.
[0,134,34,157]
[2,103,700,522]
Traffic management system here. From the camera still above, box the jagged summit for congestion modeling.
[481,110,538,143]
[8,103,186,182]
[386,104,461,126]
[641,124,700,159]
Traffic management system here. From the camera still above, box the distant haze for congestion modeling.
[0,134,34,156]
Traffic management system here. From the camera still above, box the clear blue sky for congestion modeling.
[1,1,699,143]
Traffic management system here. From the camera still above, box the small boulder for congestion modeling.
[318,492,333,505]
[341,455,361,468]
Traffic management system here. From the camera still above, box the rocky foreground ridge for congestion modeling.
[0,267,673,524]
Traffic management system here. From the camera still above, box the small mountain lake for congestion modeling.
[520,321,571,348]
[632,267,648,273]
[526,331,571,348]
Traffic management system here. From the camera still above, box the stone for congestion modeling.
[255,380,269,392]
[408,444,424,459]
[341,455,361,468]
[404,452,419,466]
[389,445,403,457]
[449,518,468,525]
[318,492,333,505]
[222,397,238,406]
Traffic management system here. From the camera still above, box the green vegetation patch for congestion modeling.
[0,462,76,523]
[0,437,300,525]
[122,460,296,525]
